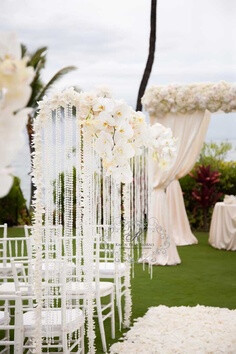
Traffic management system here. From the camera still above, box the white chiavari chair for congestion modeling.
[11,260,85,353]
[65,234,115,353]
[24,225,76,277]
[0,293,23,354]
[96,225,127,329]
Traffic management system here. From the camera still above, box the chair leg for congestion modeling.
[115,276,122,330]
[81,324,85,354]
[96,296,107,353]
[62,331,69,354]
[111,288,115,339]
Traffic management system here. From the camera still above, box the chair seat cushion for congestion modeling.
[97,262,126,276]
[0,310,9,325]
[23,308,84,334]
[66,281,113,296]
[0,282,32,295]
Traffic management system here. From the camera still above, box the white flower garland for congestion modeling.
[142,81,236,116]
[31,117,44,353]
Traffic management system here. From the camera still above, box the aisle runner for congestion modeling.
[110,305,236,353]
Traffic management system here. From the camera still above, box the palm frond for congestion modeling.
[35,66,77,103]
[21,44,27,58]
[28,47,47,69]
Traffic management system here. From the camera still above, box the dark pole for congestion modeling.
[136,0,157,111]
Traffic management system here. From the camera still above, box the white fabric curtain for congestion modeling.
[143,110,211,265]
[167,111,211,245]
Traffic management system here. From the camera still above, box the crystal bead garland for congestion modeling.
[122,182,132,328]
[64,103,74,339]
[82,125,96,353]
[75,106,83,283]
[31,115,44,354]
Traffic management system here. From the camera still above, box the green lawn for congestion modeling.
[3,229,236,353]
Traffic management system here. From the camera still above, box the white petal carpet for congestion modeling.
[110,305,236,353]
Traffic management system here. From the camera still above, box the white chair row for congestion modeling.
[0,261,85,354]
[0,223,129,351]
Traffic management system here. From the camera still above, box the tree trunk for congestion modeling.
[136,0,157,111]
[26,114,35,213]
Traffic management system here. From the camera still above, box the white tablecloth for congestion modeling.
[209,202,236,251]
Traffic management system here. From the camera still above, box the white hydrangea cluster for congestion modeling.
[0,32,34,197]
[38,87,177,183]
[142,81,236,116]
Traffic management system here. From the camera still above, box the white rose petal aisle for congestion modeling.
[110,305,236,354]
[32,87,176,352]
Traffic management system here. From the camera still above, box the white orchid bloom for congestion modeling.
[97,111,116,130]
[94,131,113,160]
[113,141,135,165]
[112,102,130,122]
[111,164,133,184]
[114,122,133,143]
[93,97,114,113]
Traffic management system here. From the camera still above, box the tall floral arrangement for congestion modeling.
[32,87,177,353]
[0,32,34,197]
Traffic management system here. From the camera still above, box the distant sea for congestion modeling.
[12,134,236,208]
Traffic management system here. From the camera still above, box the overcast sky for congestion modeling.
[1,0,236,139]
[1,0,236,202]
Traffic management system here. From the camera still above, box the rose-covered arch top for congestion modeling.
[37,87,177,183]
[142,81,236,116]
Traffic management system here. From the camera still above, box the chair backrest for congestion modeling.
[0,293,23,353]
[11,259,34,298]
[0,224,7,266]
[24,225,63,260]
[7,236,29,260]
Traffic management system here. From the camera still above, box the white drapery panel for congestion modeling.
[143,110,211,265]
[166,111,211,245]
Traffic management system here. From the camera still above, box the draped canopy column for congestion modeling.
[142,110,210,265]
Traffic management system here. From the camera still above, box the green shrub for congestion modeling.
[0,176,30,226]
[180,142,236,231]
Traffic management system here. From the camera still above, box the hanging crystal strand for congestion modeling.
[82,127,95,353]
[55,107,62,308]
[32,116,44,354]
[102,166,107,242]
[96,157,102,237]
[122,182,132,328]
[64,103,74,344]
[113,178,121,261]
[75,107,83,283]
[141,149,146,251]
[147,147,153,278]
[131,157,135,278]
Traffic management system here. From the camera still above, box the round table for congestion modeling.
[209,202,236,251]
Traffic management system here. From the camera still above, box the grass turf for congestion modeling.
[2,228,236,353]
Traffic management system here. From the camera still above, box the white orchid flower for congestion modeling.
[93,97,114,113]
[111,164,133,184]
[97,111,116,129]
[113,141,135,165]
[114,122,133,143]
[112,102,130,122]
[94,131,113,160]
